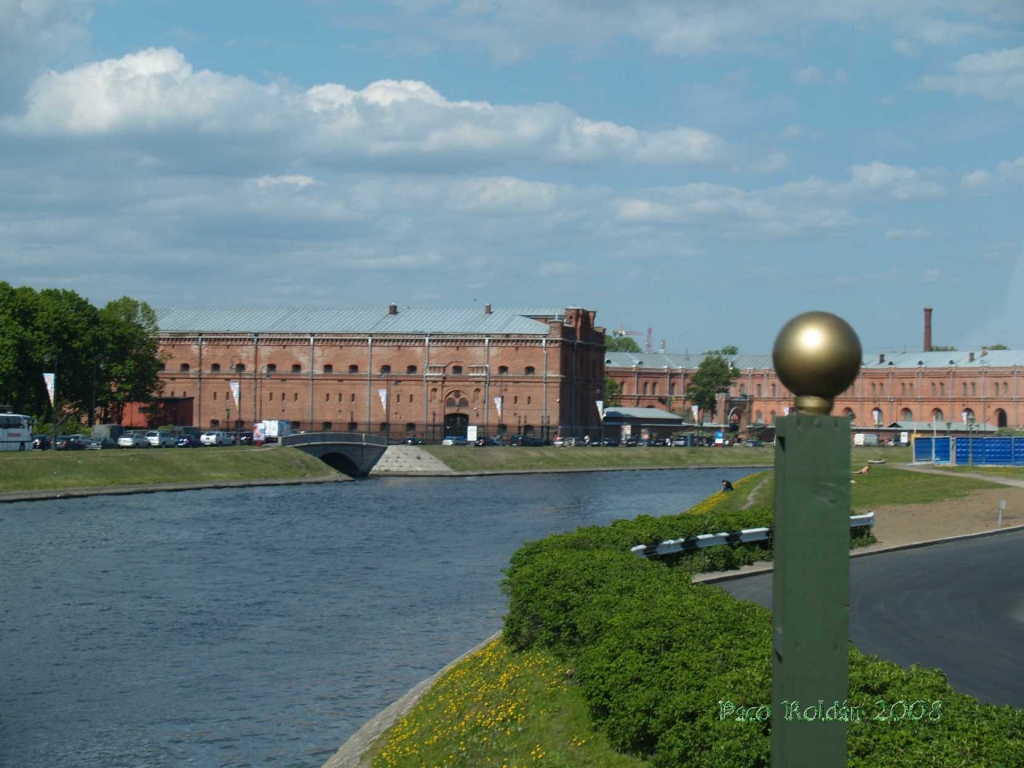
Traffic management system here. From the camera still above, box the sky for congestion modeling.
[1,0,1023,355]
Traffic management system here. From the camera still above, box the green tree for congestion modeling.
[685,354,739,423]
[98,297,165,425]
[931,345,956,351]
[605,335,642,353]
[0,283,42,414]
[603,377,622,407]
[711,345,739,356]
[988,344,1008,350]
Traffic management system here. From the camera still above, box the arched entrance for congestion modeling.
[444,413,469,437]
[996,408,1008,428]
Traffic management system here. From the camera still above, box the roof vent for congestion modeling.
[484,304,492,315]
[969,352,975,362]
[878,353,885,364]
[389,303,397,315]
[981,346,988,357]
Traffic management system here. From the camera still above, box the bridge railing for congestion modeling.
[279,432,388,448]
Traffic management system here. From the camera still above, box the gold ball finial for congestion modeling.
[772,311,862,415]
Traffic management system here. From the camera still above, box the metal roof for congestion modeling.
[602,407,686,422]
[605,349,1024,371]
[155,307,568,335]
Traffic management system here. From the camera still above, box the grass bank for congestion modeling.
[937,465,1024,479]
[422,445,909,473]
[363,469,1022,768]
[0,447,338,493]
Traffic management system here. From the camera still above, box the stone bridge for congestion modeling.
[279,432,388,477]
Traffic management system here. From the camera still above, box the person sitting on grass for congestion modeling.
[722,479,734,492]
[853,465,870,475]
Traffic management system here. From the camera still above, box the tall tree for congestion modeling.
[603,377,622,407]
[685,354,739,423]
[605,335,642,353]
[0,283,42,414]
[988,344,1008,350]
[98,297,165,425]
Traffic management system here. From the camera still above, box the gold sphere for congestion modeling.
[772,311,862,415]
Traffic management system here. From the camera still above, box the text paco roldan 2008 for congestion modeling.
[718,699,943,724]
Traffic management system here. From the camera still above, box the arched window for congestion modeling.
[771,384,776,397]
[901,383,906,396]
[843,408,856,424]
[498,366,508,375]
[754,411,763,423]
[445,390,469,408]
[642,382,649,395]
[670,383,676,396]
[293,392,298,401]
[909,383,913,397]
[323,365,333,374]
[1003,382,1009,395]
[971,382,976,396]
[931,382,936,396]
[963,383,968,396]
[872,407,883,425]
[180,363,190,372]
[932,409,943,422]
[871,383,877,396]
[326,393,331,402]
[381,365,391,374]
[349,365,359,373]
[213,392,218,401]
[292,364,302,373]
[266,364,277,373]
[452,365,463,375]
[901,408,913,421]
[995,382,1000,397]
[940,383,944,396]
[269,392,274,401]
[235,364,246,372]
[652,383,658,396]
[430,388,437,402]
[525,366,535,375]
[769,410,777,423]
[211,363,221,373]
[756,383,762,397]
[407,365,417,374]
[473,388,480,402]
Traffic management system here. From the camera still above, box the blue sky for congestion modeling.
[2,0,1022,354]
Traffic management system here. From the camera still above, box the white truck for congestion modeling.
[256,420,293,443]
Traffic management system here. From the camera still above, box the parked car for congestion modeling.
[599,438,620,447]
[56,434,88,451]
[475,436,503,446]
[200,431,232,446]
[118,432,150,449]
[623,436,639,447]
[85,437,118,450]
[237,430,255,446]
[441,435,470,446]
[146,430,177,448]
[32,434,52,450]
[509,435,546,446]
[401,436,424,445]
[176,435,202,448]
[744,438,764,447]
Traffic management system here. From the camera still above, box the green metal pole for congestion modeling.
[770,311,862,768]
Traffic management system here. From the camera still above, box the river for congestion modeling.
[0,468,757,768]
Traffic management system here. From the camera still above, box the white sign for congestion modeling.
[494,396,503,418]
[378,388,388,412]
[595,399,604,420]
[621,424,632,439]
[43,372,56,406]
[691,404,699,422]
[900,431,909,444]
[467,425,478,442]
[229,381,240,408]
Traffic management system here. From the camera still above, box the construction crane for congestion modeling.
[611,325,655,353]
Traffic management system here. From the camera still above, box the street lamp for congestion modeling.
[966,412,976,467]
[231,357,243,446]
[379,371,391,440]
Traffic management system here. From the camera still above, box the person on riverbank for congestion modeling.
[722,479,734,492]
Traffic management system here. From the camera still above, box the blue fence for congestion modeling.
[914,435,1024,465]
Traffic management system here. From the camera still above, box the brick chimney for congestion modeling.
[878,353,885,364]
[981,346,988,357]
[923,307,932,352]
[484,304,492,315]
[969,352,975,362]
[388,303,397,315]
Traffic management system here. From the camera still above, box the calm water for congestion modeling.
[1,468,755,768]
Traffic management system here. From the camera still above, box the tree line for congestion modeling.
[0,283,163,428]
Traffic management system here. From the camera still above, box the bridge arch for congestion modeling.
[317,451,361,477]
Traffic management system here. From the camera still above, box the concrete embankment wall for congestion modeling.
[369,446,456,476]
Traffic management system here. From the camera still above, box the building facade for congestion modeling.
[606,309,1023,434]
[153,305,605,441]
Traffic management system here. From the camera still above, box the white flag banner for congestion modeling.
[691,404,699,422]
[494,396,503,418]
[596,400,604,420]
[378,388,388,412]
[229,381,240,408]
[43,372,56,406]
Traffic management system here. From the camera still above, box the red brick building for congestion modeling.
[605,309,1024,436]
[153,305,605,441]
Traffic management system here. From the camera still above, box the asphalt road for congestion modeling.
[718,529,1024,708]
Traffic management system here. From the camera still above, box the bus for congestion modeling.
[0,413,34,451]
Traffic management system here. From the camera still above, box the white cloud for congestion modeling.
[748,152,789,174]
[961,169,992,188]
[254,175,317,188]
[996,156,1024,183]
[919,46,1024,101]
[4,48,730,168]
[924,269,944,282]
[891,39,919,58]
[846,162,944,200]
[884,227,936,240]
[780,124,804,139]
[792,66,823,86]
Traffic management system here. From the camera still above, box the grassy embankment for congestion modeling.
[362,468,1018,768]
[0,446,339,494]
[939,465,1024,479]
[422,445,908,472]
